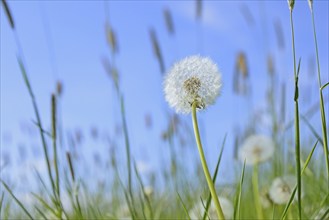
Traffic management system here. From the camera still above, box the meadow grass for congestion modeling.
[1,0,328,220]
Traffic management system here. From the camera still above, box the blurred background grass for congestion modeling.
[1,0,329,219]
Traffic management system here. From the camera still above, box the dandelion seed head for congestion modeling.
[269,175,297,205]
[164,55,222,114]
[238,135,275,165]
[189,196,233,219]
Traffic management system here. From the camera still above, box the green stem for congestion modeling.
[191,101,225,220]
[290,10,302,220]
[120,94,133,201]
[51,95,62,218]
[252,164,263,219]
[310,7,329,190]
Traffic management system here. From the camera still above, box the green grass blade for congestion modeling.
[17,56,57,200]
[133,161,153,219]
[310,2,329,192]
[31,192,58,218]
[202,134,227,220]
[34,205,48,220]
[120,94,133,201]
[321,82,329,91]
[1,0,15,29]
[176,191,191,220]
[234,159,246,220]
[290,9,302,218]
[51,94,60,205]
[301,115,324,146]
[280,141,318,220]
[319,193,329,208]
[115,168,137,220]
[1,181,33,220]
[319,90,329,188]
[0,192,4,215]
[319,207,329,220]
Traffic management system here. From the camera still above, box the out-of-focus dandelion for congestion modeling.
[269,175,297,205]
[189,197,233,219]
[164,55,222,114]
[238,135,275,165]
[163,8,174,35]
[149,28,165,74]
[143,186,154,197]
[239,134,275,219]
[260,189,272,208]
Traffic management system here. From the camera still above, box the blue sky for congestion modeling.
[1,0,328,195]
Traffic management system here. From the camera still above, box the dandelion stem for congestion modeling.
[191,101,225,220]
[252,164,263,219]
[289,10,302,220]
[310,5,329,190]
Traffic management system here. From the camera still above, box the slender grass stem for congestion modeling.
[120,94,133,201]
[252,164,263,219]
[310,6,329,190]
[289,10,302,220]
[17,57,58,205]
[51,94,61,219]
[191,101,225,220]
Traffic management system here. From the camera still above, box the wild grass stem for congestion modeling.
[51,94,61,219]
[309,2,329,190]
[289,8,302,219]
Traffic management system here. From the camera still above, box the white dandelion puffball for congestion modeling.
[238,135,275,165]
[164,55,222,114]
[189,196,233,219]
[269,175,296,205]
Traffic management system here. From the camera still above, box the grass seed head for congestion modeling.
[287,0,295,11]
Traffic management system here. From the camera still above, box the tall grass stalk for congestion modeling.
[51,94,61,219]
[191,101,225,220]
[66,152,82,217]
[17,58,61,207]
[120,94,134,203]
[280,141,318,220]
[1,181,33,220]
[3,1,62,213]
[308,0,329,190]
[289,6,302,219]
